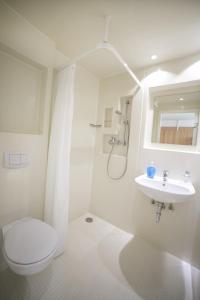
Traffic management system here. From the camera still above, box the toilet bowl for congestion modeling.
[2,218,58,276]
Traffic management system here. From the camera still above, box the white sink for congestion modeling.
[135,174,195,203]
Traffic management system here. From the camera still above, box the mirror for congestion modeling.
[151,84,200,146]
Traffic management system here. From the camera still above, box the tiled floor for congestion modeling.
[0,213,200,300]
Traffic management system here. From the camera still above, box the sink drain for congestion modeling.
[85,217,93,223]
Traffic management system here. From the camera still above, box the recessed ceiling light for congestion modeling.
[151,54,158,60]
[179,97,184,101]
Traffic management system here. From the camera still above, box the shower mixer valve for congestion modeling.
[108,136,121,145]
[107,100,130,180]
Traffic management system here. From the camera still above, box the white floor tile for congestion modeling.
[0,213,199,300]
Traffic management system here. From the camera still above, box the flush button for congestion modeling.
[3,152,30,168]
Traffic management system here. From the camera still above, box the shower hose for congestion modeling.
[106,121,130,180]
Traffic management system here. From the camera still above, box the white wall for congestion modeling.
[0,48,45,134]
[0,1,55,227]
[91,53,200,269]
[69,65,99,221]
[0,0,100,233]
[91,73,136,230]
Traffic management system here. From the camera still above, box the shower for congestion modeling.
[45,14,141,255]
[107,100,130,180]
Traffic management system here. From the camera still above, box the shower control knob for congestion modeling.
[109,136,116,145]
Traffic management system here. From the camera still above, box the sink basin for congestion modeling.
[135,174,195,203]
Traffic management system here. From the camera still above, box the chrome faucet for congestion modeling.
[184,171,190,182]
[163,170,169,186]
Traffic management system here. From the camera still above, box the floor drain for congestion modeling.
[85,217,93,223]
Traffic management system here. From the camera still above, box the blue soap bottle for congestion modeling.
[147,162,156,178]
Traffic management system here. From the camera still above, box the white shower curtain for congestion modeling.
[45,64,75,256]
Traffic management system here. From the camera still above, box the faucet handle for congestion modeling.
[109,136,116,145]
[184,171,191,182]
[163,170,169,176]
[184,171,190,177]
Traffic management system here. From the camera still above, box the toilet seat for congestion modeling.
[3,218,58,275]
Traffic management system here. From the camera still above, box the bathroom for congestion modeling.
[0,0,200,299]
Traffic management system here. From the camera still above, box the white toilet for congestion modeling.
[2,217,58,276]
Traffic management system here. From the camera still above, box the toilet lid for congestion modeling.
[4,218,58,265]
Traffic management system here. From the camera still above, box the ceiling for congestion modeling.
[5,0,200,78]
